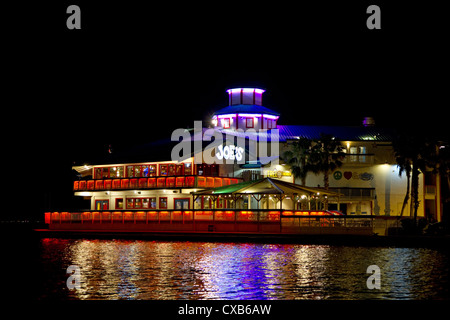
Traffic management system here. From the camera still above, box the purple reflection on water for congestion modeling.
[37,239,450,300]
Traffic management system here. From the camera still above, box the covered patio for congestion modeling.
[192,178,342,212]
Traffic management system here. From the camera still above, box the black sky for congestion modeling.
[4,1,449,219]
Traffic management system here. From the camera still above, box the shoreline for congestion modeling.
[1,222,449,249]
[32,228,450,248]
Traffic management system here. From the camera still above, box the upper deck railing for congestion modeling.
[73,176,241,191]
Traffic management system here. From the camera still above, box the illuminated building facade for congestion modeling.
[209,88,442,221]
[45,87,443,234]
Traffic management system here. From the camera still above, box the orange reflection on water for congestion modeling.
[38,238,450,300]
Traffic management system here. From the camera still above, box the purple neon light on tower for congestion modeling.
[227,88,265,106]
[212,88,280,131]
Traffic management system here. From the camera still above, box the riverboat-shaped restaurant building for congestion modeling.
[44,88,444,236]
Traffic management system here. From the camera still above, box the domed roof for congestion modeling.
[213,104,280,116]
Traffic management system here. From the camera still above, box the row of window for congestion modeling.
[94,163,193,179]
[95,197,190,210]
[347,146,368,163]
[94,197,231,211]
[221,117,277,129]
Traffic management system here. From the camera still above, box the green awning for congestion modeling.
[240,163,263,168]
[193,179,261,195]
[192,178,342,197]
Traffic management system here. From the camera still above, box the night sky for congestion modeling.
[4,1,448,220]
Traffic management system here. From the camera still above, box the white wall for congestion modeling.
[301,164,424,216]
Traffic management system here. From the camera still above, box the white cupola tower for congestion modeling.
[212,88,280,131]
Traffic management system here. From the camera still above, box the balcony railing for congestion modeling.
[46,210,280,224]
[44,210,400,235]
[342,154,375,165]
[329,188,375,199]
[73,176,241,191]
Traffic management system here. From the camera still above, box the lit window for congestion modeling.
[134,166,141,177]
[150,197,156,209]
[126,198,134,209]
[222,118,230,129]
[149,165,157,176]
[359,146,367,162]
[159,197,168,209]
[168,164,177,176]
[160,164,168,176]
[349,147,358,162]
[246,118,254,128]
[95,200,109,210]
[127,166,134,177]
[112,167,124,178]
[135,198,142,209]
[109,167,117,178]
[184,163,192,175]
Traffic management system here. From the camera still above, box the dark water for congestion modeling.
[34,238,450,300]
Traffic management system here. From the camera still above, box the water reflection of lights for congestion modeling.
[371,248,417,299]
[194,243,267,299]
[39,239,449,300]
[195,243,308,299]
[67,240,142,299]
[293,246,330,299]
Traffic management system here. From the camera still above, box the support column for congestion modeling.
[436,173,442,222]
[337,193,341,211]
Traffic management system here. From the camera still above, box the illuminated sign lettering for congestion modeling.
[266,170,291,178]
[216,145,244,162]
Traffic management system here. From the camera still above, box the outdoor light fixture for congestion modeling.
[262,114,279,120]
[226,88,265,94]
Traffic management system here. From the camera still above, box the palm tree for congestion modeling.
[393,135,413,218]
[308,134,345,209]
[393,132,438,225]
[282,138,312,186]
[427,141,450,196]
[424,141,450,221]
